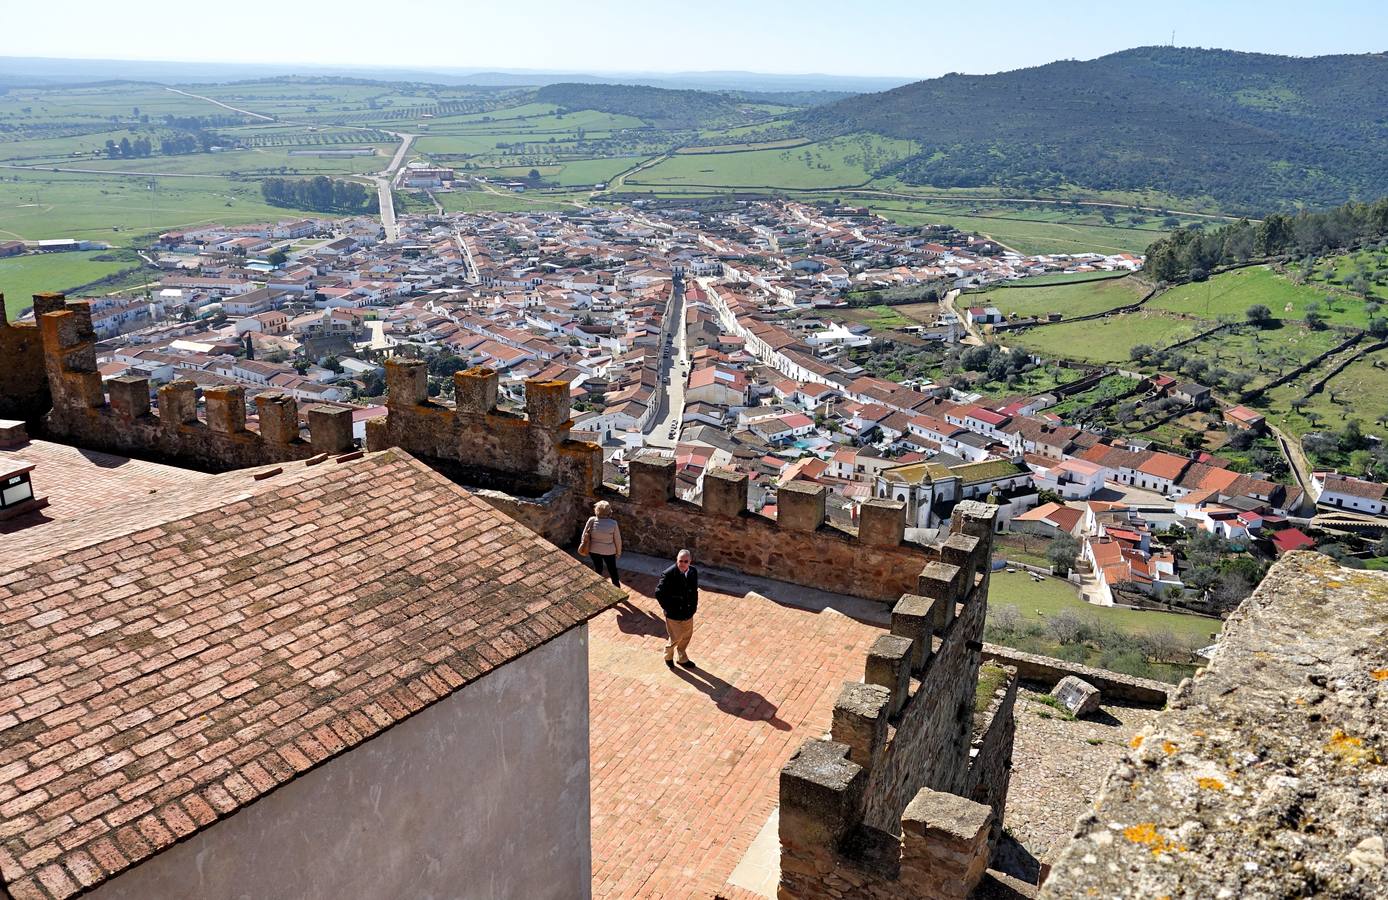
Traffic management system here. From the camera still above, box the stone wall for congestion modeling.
[778,502,1021,899]
[964,669,1018,852]
[1041,552,1388,899]
[604,455,937,602]
[980,643,1172,706]
[36,300,353,471]
[366,360,603,510]
[0,293,58,424]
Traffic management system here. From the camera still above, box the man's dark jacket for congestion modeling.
[655,564,699,620]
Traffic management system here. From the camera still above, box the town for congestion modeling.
[15,192,1376,644]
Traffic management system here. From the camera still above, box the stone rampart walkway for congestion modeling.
[587,556,885,899]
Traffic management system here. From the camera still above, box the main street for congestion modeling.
[374,131,415,242]
[642,277,689,448]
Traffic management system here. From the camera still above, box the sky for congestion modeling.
[5,0,1388,79]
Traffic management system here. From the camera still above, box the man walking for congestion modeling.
[655,549,699,669]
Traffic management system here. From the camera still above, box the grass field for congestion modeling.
[1172,322,1345,387]
[1301,248,1388,303]
[1007,312,1198,363]
[987,571,1219,642]
[1258,350,1388,438]
[1152,266,1364,327]
[1010,271,1135,287]
[0,170,325,248]
[629,134,914,190]
[68,146,393,176]
[433,188,579,214]
[0,251,148,318]
[860,199,1170,255]
[977,275,1147,320]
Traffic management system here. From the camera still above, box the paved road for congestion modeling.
[642,279,689,448]
[164,87,277,122]
[374,132,416,242]
[0,163,217,178]
[941,288,985,346]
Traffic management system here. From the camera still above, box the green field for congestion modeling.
[0,170,324,248]
[0,251,148,318]
[1259,350,1388,438]
[629,135,915,190]
[1152,266,1364,327]
[1171,322,1345,386]
[66,146,393,176]
[988,571,1219,642]
[978,274,1147,320]
[432,188,579,214]
[1008,312,1198,363]
[1301,247,1388,303]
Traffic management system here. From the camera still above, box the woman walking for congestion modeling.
[580,500,623,587]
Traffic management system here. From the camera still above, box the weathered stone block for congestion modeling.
[950,500,998,540]
[0,419,26,448]
[455,366,499,414]
[629,453,675,505]
[778,481,826,533]
[1051,675,1102,717]
[31,292,68,317]
[831,681,891,769]
[941,532,981,571]
[858,499,905,547]
[256,392,300,444]
[779,740,866,847]
[203,385,246,434]
[384,358,427,407]
[158,381,198,426]
[865,634,914,718]
[702,468,747,518]
[891,594,934,673]
[107,376,151,419]
[307,405,354,454]
[525,378,570,429]
[899,788,993,900]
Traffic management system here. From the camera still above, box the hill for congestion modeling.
[535,83,759,129]
[797,47,1388,212]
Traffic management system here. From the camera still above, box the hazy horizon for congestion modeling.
[5,0,1387,81]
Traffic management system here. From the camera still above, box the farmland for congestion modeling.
[976,274,1147,321]
[1259,350,1388,438]
[1007,312,1198,363]
[0,250,148,318]
[0,169,320,248]
[1151,265,1363,327]
[627,135,916,190]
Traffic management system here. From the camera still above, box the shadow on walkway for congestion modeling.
[613,598,667,637]
[673,665,792,731]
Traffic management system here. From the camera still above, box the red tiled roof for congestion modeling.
[0,449,622,899]
[1270,528,1316,554]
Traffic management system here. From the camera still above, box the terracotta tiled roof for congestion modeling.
[0,449,622,900]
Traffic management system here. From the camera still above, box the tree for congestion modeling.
[988,604,1023,635]
[1045,608,1093,645]
[322,356,343,374]
[1181,431,1207,451]
[1245,304,1273,326]
[527,168,541,181]
[1047,534,1080,575]
[1304,301,1326,329]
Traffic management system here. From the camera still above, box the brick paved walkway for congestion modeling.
[588,568,883,899]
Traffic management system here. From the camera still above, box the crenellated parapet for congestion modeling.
[0,293,54,424]
[36,296,352,471]
[606,455,938,602]
[777,502,1022,899]
[365,360,602,502]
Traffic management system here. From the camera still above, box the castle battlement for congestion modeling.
[777,501,1020,900]
[31,297,354,470]
[605,453,948,602]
